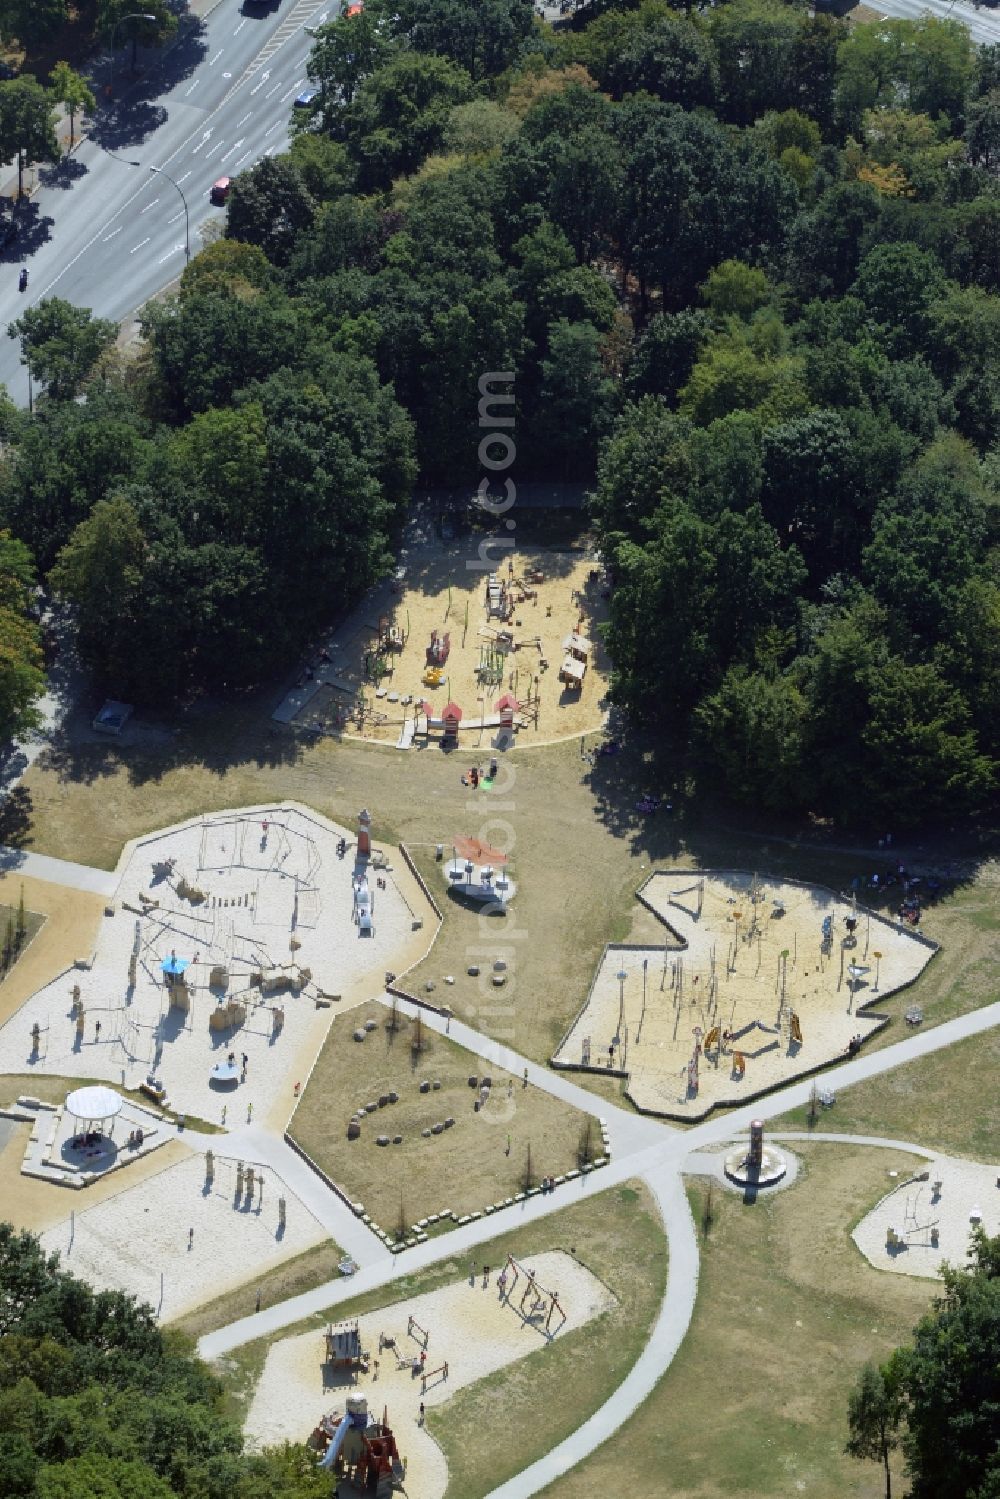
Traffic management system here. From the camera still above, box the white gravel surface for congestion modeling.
[0,805,424,1125]
[853,1153,1000,1279]
[41,1151,327,1321]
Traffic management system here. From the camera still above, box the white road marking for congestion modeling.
[204,140,226,159]
[185,79,199,96]
[250,69,271,96]
[167,210,185,224]
[233,151,253,169]
[176,171,192,185]
[265,82,282,98]
[210,49,223,65]
[130,238,151,254]
[191,129,214,154]
[139,197,160,213]
[280,80,304,101]
[102,227,123,241]
[237,113,252,127]
[264,120,281,135]
[234,18,247,33]
[158,245,184,265]
[220,138,245,163]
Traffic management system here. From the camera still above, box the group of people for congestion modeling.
[461,759,499,789]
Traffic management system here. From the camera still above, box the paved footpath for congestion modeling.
[197,994,1000,1496]
[0,845,118,897]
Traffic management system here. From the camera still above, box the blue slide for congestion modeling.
[317,1413,352,1470]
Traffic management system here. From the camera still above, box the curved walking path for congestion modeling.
[197,995,1000,1497]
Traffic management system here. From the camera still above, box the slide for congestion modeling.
[317,1414,352,1470]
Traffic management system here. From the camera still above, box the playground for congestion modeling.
[0,805,435,1131]
[40,1152,328,1322]
[273,543,611,747]
[853,1152,1000,1279]
[244,1249,615,1498]
[553,871,937,1120]
[290,999,597,1232]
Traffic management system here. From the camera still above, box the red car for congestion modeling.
[210,176,232,205]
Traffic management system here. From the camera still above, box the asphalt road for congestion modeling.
[874,0,1000,42]
[0,0,336,404]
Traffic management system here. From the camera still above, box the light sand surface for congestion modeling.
[288,545,610,747]
[243,1249,615,1495]
[554,872,936,1119]
[853,1153,1000,1279]
[0,805,436,1130]
[0,874,105,1029]
[41,1152,327,1321]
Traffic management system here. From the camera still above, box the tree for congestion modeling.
[538,319,617,477]
[850,243,950,357]
[0,0,68,45]
[601,8,719,110]
[872,1230,1000,1498]
[845,1359,904,1499]
[96,0,177,69]
[305,8,394,116]
[48,497,147,689]
[442,99,519,156]
[287,134,355,203]
[378,0,533,82]
[701,260,772,321]
[343,51,474,188]
[8,300,117,401]
[0,531,44,744]
[226,156,317,266]
[0,77,59,199]
[693,667,809,811]
[48,62,94,151]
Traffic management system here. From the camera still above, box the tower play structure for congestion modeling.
[313,1396,404,1495]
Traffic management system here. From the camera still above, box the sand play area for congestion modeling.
[853,1153,1000,1280]
[42,1152,327,1321]
[275,544,610,747]
[243,1249,615,1496]
[0,804,435,1129]
[553,871,937,1120]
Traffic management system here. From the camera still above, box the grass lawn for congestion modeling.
[549,1144,935,1499]
[218,1179,666,1499]
[172,1241,346,1343]
[773,1023,1000,1163]
[290,999,596,1233]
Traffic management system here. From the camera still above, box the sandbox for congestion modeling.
[243,1249,615,1497]
[853,1153,1000,1279]
[274,544,610,747]
[41,1152,327,1321]
[0,804,435,1130]
[553,871,937,1121]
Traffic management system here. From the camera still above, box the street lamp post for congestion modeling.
[108,12,157,98]
[148,165,190,263]
[106,150,190,264]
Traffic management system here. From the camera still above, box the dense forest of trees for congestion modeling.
[0,1223,329,1498]
[0,0,997,825]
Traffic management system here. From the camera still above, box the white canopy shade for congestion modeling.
[65,1085,123,1123]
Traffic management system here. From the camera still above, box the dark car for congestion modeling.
[293,87,320,109]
